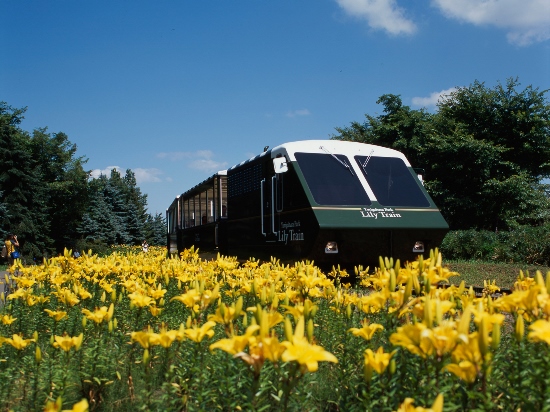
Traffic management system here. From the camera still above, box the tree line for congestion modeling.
[0,102,166,262]
[333,78,550,232]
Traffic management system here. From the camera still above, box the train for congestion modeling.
[166,140,449,269]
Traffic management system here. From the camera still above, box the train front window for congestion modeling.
[355,156,430,207]
[295,152,371,206]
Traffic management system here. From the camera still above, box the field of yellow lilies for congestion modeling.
[1,246,549,411]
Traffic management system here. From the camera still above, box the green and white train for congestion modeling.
[166,140,448,268]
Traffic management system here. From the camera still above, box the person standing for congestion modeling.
[4,233,20,266]
[142,239,149,253]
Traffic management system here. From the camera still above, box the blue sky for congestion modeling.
[2,1,549,216]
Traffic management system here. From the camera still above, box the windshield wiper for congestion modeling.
[361,149,375,175]
[320,145,354,176]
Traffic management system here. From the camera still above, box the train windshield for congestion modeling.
[295,152,371,206]
[355,155,430,207]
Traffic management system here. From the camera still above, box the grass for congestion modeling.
[446,260,550,290]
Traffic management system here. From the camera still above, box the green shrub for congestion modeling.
[441,225,550,265]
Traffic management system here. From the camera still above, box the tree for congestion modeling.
[144,213,167,246]
[29,129,89,251]
[0,103,52,259]
[332,79,550,230]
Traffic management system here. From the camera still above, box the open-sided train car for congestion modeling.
[166,140,448,268]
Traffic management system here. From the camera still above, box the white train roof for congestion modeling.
[228,140,410,171]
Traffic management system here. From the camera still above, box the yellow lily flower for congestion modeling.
[528,319,550,345]
[364,346,395,377]
[148,283,167,300]
[281,317,338,373]
[128,292,153,308]
[390,323,433,358]
[210,325,260,355]
[44,309,67,322]
[63,398,89,412]
[6,334,34,350]
[131,330,152,348]
[395,393,444,412]
[184,321,217,343]
[149,328,178,348]
[1,314,17,325]
[53,333,84,352]
[281,335,338,373]
[81,305,111,324]
[349,319,384,341]
[445,360,478,384]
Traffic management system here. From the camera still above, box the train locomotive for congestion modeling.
[166,140,449,268]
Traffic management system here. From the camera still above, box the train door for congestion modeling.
[261,158,287,242]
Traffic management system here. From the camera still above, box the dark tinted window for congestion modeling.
[355,156,430,207]
[295,153,371,206]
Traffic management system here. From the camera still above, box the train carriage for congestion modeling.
[167,140,449,268]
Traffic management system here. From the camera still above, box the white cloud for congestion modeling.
[89,166,164,183]
[412,87,457,108]
[89,166,122,179]
[335,0,417,36]
[432,0,550,45]
[133,168,163,183]
[156,150,227,173]
[285,109,311,118]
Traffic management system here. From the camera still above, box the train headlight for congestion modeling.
[325,241,338,254]
[412,241,425,253]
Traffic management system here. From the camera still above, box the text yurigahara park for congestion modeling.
[360,208,402,219]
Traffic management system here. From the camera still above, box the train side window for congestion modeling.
[295,152,371,206]
[355,156,430,207]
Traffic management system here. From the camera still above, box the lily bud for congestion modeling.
[424,296,433,327]
[219,302,226,320]
[108,320,113,333]
[491,322,501,350]
[260,287,267,306]
[478,315,490,357]
[515,315,525,342]
[143,348,150,365]
[82,316,87,328]
[379,256,385,271]
[364,363,373,383]
[100,291,106,302]
[35,346,42,363]
[284,317,294,342]
[304,300,311,318]
[242,313,248,327]
[389,269,396,292]
[536,271,545,288]
[390,359,396,375]
[404,276,413,303]
[269,284,276,304]
[111,289,117,302]
[107,303,115,321]
[33,331,38,342]
[235,296,243,317]
[458,305,472,335]
[306,319,314,343]
[346,303,352,320]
